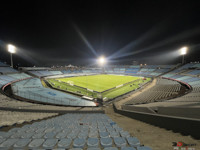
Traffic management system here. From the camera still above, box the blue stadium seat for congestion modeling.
[110,131,120,138]
[87,138,99,147]
[28,138,45,148]
[113,137,127,147]
[56,132,68,139]
[120,131,130,138]
[44,132,56,138]
[42,138,58,149]
[11,132,25,138]
[99,127,107,132]
[57,138,72,149]
[67,131,79,139]
[73,138,86,148]
[126,137,140,147]
[21,132,34,138]
[78,132,88,139]
[0,138,18,148]
[100,132,109,138]
[107,127,115,132]
[32,132,45,139]
[13,139,31,148]
[100,137,112,147]
[114,127,123,132]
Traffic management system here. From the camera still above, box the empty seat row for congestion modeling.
[0,113,152,150]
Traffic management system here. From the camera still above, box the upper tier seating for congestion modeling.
[28,70,63,77]
[113,68,126,74]
[0,67,18,74]
[170,63,200,74]
[0,61,9,67]
[0,73,31,88]
[125,68,140,74]
[49,71,63,75]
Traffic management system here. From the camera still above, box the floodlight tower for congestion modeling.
[180,46,188,64]
[98,56,106,73]
[7,44,16,68]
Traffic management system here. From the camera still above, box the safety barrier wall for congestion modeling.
[113,103,200,139]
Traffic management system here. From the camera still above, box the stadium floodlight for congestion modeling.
[98,56,106,65]
[7,44,16,68]
[180,46,188,64]
[8,44,16,54]
[180,47,187,55]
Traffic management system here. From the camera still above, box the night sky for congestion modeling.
[0,0,200,67]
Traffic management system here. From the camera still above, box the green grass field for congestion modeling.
[57,75,139,92]
[46,74,151,100]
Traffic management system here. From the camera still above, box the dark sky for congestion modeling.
[0,0,200,67]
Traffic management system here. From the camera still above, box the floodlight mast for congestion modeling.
[7,44,16,68]
[180,47,188,64]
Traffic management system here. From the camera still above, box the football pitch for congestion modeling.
[46,74,151,100]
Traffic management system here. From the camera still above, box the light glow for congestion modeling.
[180,46,188,55]
[8,44,16,54]
[98,56,106,65]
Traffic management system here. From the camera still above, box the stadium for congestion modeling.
[0,1,200,150]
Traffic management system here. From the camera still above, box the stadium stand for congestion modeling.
[120,63,200,119]
[0,111,58,127]
[0,61,9,67]
[11,78,97,106]
[124,78,181,105]
[49,71,63,75]
[0,67,18,74]
[0,73,31,88]
[0,93,102,112]
[185,69,200,75]
[125,68,140,74]
[0,113,152,150]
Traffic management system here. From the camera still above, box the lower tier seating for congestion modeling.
[0,113,152,150]
[125,78,181,105]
